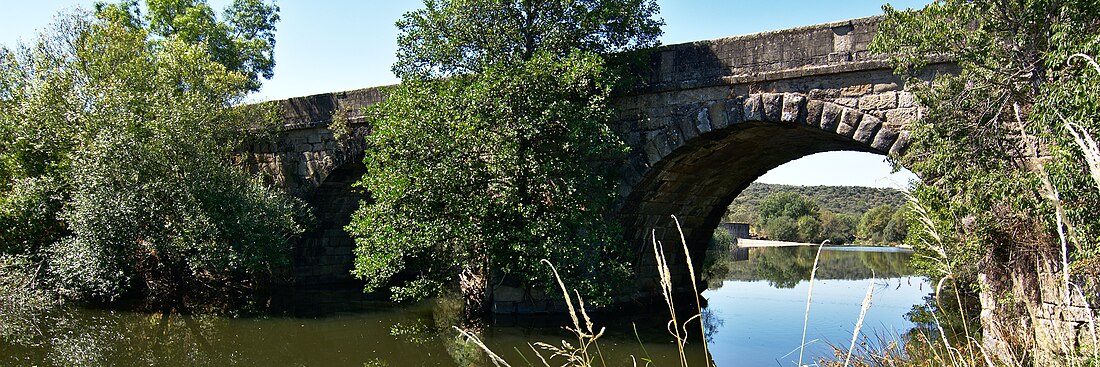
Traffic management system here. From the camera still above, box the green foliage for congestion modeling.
[727,184,909,245]
[820,210,859,245]
[94,0,280,91]
[725,182,908,220]
[0,1,304,304]
[858,204,908,245]
[392,0,662,79]
[758,192,819,221]
[350,0,662,304]
[873,0,1100,283]
[796,215,822,244]
[762,215,800,242]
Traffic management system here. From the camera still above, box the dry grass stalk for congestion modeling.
[671,215,712,365]
[843,274,876,367]
[454,326,513,367]
[798,240,828,367]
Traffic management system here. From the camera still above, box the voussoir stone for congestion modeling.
[781,94,806,123]
[762,93,783,122]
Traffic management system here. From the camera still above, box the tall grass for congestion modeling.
[454,215,711,367]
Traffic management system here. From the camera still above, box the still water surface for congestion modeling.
[2,246,929,366]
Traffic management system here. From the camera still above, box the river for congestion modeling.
[1,245,929,366]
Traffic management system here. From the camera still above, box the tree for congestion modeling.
[0,0,302,306]
[874,0,1100,361]
[347,0,662,309]
[820,210,858,245]
[762,216,799,242]
[795,215,822,243]
[858,204,896,244]
[94,0,280,91]
[757,192,819,221]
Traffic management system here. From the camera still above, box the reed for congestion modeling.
[798,241,827,367]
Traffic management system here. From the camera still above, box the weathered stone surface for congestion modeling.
[871,127,900,152]
[840,84,872,97]
[820,102,843,131]
[890,130,911,156]
[859,91,897,110]
[706,100,728,130]
[834,97,858,108]
[781,93,806,123]
[886,107,919,125]
[805,99,824,127]
[898,91,917,108]
[873,83,900,93]
[695,106,713,133]
[724,96,744,125]
[761,93,783,121]
[853,114,882,144]
[837,108,863,137]
[743,94,764,121]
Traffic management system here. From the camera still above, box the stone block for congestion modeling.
[781,93,806,123]
[890,130,911,156]
[837,109,862,137]
[820,103,842,132]
[840,84,872,97]
[898,91,917,108]
[695,107,713,134]
[871,127,900,152]
[706,100,728,130]
[724,96,744,125]
[808,88,839,100]
[805,99,824,127]
[834,97,858,109]
[874,83,900,93]
[762,93,783,122]
[853,114,882,144]
[743,94,764,121]
[677,116,699,141]
[859,91,897,110]
[644,136,667,163]
[885,107,919,125]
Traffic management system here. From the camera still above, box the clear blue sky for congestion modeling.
[1,0,926,189]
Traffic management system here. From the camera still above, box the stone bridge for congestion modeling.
[244,16,950,293]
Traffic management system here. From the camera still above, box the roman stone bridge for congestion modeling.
[243,16,948,294]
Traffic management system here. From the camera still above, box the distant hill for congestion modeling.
[726,182,907,219]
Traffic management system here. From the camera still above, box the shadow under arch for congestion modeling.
[617,93,912,294]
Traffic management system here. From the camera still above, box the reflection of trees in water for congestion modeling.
[703,245,916,289]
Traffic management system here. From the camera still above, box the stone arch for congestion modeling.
[291,155,369,285]
[617,92,913,293]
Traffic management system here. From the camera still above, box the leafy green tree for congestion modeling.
[883,204,909,243]
[858,204,897,244]
[94,0,279,91]
[875,0,1100,361]
[820,210,858,245]
[347,0,662,308]
[757,192,819,221]
[0,0,302,305]
[795,215,822,243]
[761,216,799,242]
[874,0,1100,278]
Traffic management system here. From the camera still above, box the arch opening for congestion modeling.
[617,93,914,294]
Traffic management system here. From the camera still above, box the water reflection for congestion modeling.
[2,245,928,366]
[700,244,928,366]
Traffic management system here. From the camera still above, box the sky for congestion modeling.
[1,0,927,189]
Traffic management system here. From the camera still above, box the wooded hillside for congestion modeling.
[725,183,907,221]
